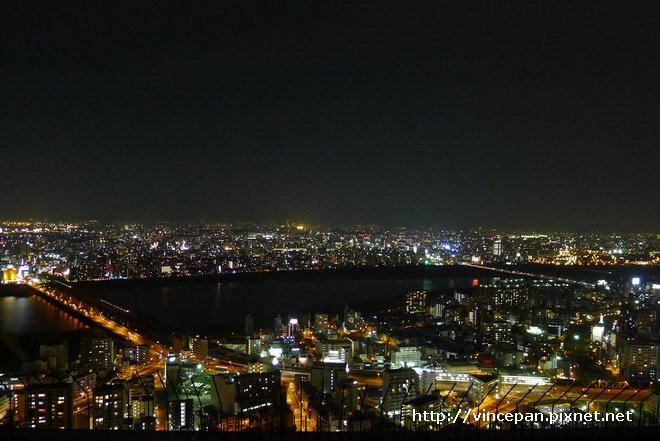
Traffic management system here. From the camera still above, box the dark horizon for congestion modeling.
[2,1,659,232]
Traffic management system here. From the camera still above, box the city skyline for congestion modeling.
[1,219,658,285]
[1,2,659,231]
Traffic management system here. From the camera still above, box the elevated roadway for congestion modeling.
[461,263,597,288]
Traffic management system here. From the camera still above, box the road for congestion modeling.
[32,283,169,363]
[461,263,597,288]
[284,378,316,431]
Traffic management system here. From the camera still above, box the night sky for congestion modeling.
[1,1,658,231]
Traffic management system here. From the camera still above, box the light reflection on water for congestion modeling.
[0,295,87,336]
[93,278,486,328]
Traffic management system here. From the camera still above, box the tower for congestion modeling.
[245,314,254,337]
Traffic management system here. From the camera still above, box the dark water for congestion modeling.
[0,294,87,336]
[92,278,485,328]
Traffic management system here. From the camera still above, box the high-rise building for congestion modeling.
[165,357,203,390]
[93,383,127,430]
[382,368,419,417]
[2,265,17,283]
[39,342,69,370]
[481,321,513,344]
[211,374,236,415]
[333,378,359,417]
[122,344,149,366]
[211,371,281,415]
[318,339,353,364]
[592,315,605,343]
[234,371,281,413]
[311,362,348,394]
[405,291,427,314]
[247,337,262,356]
[70,370,97,400]
[391,346,422,368]
[622,341,659,382]
[468,308,479,326]
[454,291,466,303]
[402,393,442,430]
[300,312,312,329]
[274,314,283,336]
[23,383,73,429]
[171,335,185,354]
[191,337,209,360]
[287,318,299,336]
[81,335,115,371]
[314,313,329,333]
[430,303,444,318]
[467,374,500,403]
[344,309,362,330]
[136,344,149,365]
[169,399,194,430]
[489,287,528,307]
[126,376,155,430]
[493,237,502,256]
[245,314,254,337]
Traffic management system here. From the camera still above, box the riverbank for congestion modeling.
[72,265,502,290]
[72,263,659,291]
